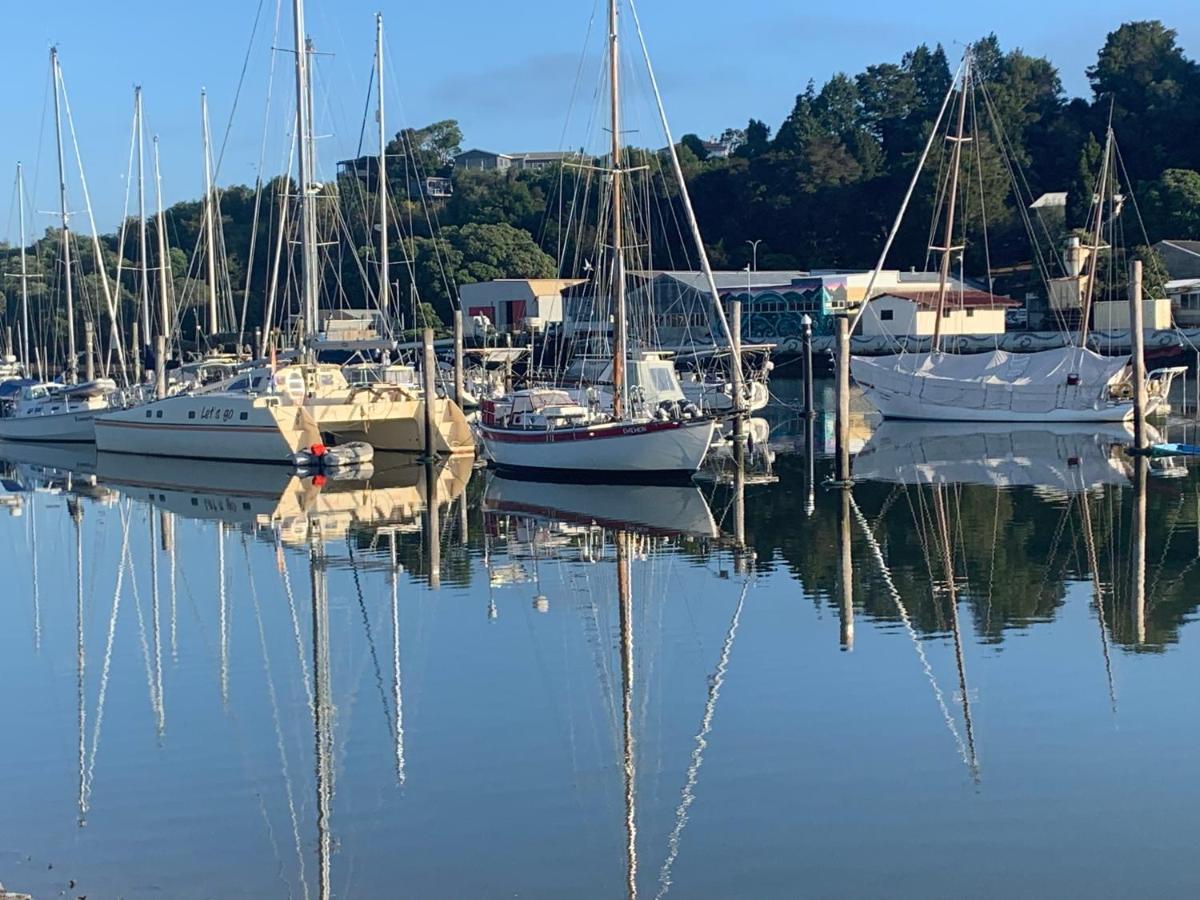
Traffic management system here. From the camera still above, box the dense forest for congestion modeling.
[2,20,1199,355]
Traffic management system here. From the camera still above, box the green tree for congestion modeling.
[1142,168,1200,239]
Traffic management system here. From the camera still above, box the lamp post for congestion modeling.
[745,239,762,272]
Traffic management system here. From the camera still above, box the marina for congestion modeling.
[2,0,1200,894]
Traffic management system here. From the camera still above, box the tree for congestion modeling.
[679,133,709,161]
[1142,168,1200,239]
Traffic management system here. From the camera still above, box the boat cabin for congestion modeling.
[482,389,590,429]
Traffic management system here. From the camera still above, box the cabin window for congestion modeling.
[966,309,975,317]
[227,377,250,392]
[239,412,248,421]
[155,410,163,418]
[145,410,152,418]
[649,367,677,393]
[188,411,196,420]
[942,310,952,318]
[880,310,894,321]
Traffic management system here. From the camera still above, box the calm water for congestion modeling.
[2,383,1200,899]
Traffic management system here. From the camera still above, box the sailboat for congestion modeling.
[849,50,1183,423]
[478,0,721,480]
[0,48,118,442]
[95,5,474,463]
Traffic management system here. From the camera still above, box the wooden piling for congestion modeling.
[453,309,465,407]
[839,486,854,650]
[421,327,438,460]
[155,335,167,399]
[1129,259,1148,450]
[802,314,814,418]
[730,297,744,440]
[84,321,95,383]
[835,316,851,483]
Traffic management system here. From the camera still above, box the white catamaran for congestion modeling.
[95,2,474,463]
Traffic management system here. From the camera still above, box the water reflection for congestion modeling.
[3,401,1200,897]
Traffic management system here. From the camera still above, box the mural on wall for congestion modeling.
[734,277,849,352]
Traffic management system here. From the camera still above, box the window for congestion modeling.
[188,410,196,419]
[880,309,894,321]
[966,309,975,317]
[239,412,249,420]
[942,309,952,318]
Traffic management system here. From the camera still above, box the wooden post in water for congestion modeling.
[1131,454,1147,644]
[424,461,441,589]
[835,316,851,483]
[453,309,465,407]
[733,436,747,573]
[839,486,854,651]
[132,321,141,381]
[421,327,438,460]
[730,297,744,440]
[154,335,167,399]
[84,321,95,382]
[802,313,814,418]
[803,413,816,517]
[1129,259,1148,451]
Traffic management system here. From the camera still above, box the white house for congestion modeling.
[857,290,1014,339]
[459,278,585,337]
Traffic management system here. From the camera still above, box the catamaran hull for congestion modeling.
[858,386,1139,423]
[0,409,101,443]
[480,418,716,481]
[95,397,313,463]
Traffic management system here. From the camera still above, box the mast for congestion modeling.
[932,51,971,351]
[201,90,219,342]
[293,0,320,355]
[153,137,173,348]
[376,13,390,323]
[1078,127,1113,351]
[616,528,637,898]
[14,164,32,370]
[136,87,151,367]
[608,0,628,417]
[51,47,78,384]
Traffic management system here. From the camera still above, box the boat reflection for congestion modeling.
[483,474,720,540]
[92,451,474,546]
[854,420,1144,489]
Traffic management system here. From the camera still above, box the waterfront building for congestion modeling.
[459,278,585,336]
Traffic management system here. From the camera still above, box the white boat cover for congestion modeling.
[851,346,1129,416]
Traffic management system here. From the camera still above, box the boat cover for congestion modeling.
[852,347,1130,415]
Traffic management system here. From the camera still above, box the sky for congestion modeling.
[0,0,1197,233]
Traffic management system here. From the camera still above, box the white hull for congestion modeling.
[0,408,102,442]
[858,385,1138,423]
[480,417,715,477]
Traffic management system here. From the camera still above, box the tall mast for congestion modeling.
[608,0,628,417]
[932,51,971,351]
[201,89,219,341]
[136,87,151,364]
[15,163,31,369]
[376,13,390,323]
[293,0,320,354]
[1078,127,1113,351]
[617,529,637,898]
[51,47,77,384]
[153,137,173,346]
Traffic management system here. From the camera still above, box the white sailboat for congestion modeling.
[0,48,120,443]
[849,50,1182,424]
[479,0,728,480]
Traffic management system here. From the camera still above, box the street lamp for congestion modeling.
[746,239,762,272]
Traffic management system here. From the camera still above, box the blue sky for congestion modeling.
[1,0,1197,233]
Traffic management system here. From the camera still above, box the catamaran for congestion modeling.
[95,2,474,463]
